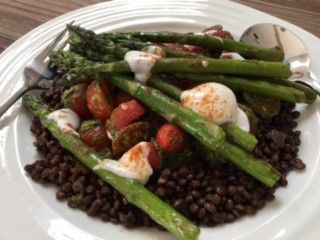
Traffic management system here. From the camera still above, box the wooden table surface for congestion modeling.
[0,0,319,53]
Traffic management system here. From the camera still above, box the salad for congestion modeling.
[23,24,316,240]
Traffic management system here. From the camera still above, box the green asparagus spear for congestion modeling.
[68,25,126,54]
[173,74,311,103]
[50,51,95,69]
[71,41,206,61]
[161,45,208,58]
[68,24,138,49]
[69,47,119,63]
[267,77,318,99]
[218,141,279,186]
[68,25,206,61]
[222,123,258,152]
[132,32,223,53]
[65,58,291,87]
[223,39,284,62]
[23,94,200,240]
[152,59,290,78]
[107,75,280,187]
[100,32,209,58]
[131,32,284,61]
[148,77,183,101]
[148,76,258,152]
[68,25,129,62]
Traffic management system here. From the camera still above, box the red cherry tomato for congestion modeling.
[156,123,187,153]
[62,84,92,120]
[108,99,145,131]
[79,121,111,150]
[86,80,113,121]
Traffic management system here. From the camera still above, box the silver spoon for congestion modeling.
[240,23,320,94]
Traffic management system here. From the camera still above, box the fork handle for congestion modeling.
[0,85,32,118]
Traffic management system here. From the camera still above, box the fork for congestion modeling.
[0,24,71,118]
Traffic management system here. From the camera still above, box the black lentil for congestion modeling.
[24,84,305,228]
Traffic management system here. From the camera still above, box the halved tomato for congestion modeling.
[108,99,145,131]
[86,80,113,121]
[62,84,92,120]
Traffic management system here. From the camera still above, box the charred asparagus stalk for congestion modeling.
[64,58,291,87]
[131,31,284,61]
[172,74,313,103]
[267,77,319,99]
[22,94,200,240]
[68,25,128,60]
[67,25,206,60]
[67,26,286,62]
[50,51,95,69]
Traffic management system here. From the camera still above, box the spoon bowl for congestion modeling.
[240,23,320,94]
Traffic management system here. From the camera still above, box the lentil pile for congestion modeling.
[24,84,305,228]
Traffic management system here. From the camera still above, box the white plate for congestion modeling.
[0,0,320,239]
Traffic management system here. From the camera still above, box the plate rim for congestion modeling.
[1,1,320,240]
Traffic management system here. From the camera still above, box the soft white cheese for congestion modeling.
[220,52,245,60]
[181,83,251,130]
[93,142,153,184]
[124,50,162,83]
[181,83,238,125]
[235,107,250,132]
[47,108,80,136]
